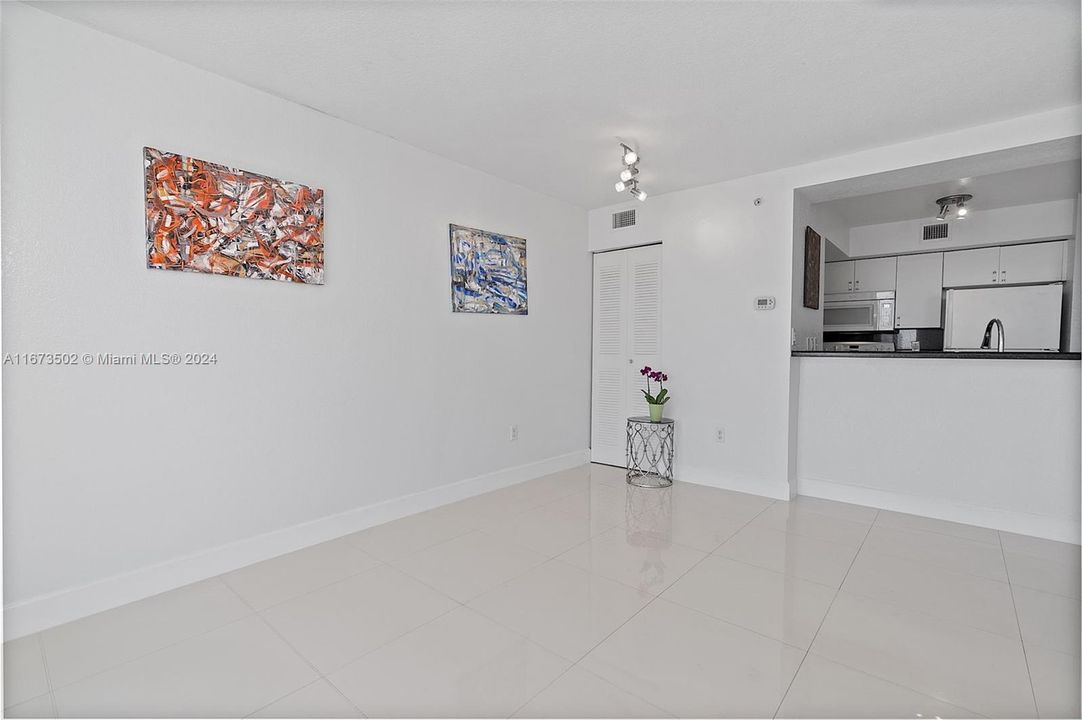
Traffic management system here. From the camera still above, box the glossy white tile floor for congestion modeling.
[5,463,1079,718]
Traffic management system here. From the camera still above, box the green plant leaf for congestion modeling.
[655,389,668,403]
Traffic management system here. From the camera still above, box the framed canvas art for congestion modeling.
[144,147,324,284]
[803,225,821,309]
[449,224,528,314]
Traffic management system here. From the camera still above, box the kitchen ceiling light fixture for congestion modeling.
[615,143,647,201]
[935,193,973,221]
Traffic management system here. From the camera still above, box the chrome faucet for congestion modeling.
[980,318,1005,352]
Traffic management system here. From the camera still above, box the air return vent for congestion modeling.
[612,209,637,229]
[922,222,949,241]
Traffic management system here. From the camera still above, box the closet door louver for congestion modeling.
[591,244,662,466]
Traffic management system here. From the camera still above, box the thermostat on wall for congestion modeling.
[754,296,776,311]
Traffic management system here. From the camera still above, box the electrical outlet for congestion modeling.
[715,428,725,444]
[509,424,519,441]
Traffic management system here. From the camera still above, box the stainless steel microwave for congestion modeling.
[823,292,895,332]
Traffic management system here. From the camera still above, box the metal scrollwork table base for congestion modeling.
[626,416,675,488]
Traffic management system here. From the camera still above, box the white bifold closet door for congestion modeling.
[591,244,662,466]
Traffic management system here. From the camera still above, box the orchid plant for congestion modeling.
[639,366,670,406]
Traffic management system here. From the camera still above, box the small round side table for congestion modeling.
[626,416,675,488]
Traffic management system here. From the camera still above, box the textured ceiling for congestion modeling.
[36,1,1082,208]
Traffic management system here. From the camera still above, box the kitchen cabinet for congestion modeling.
[854,257,897,292]
[943,246,1000,287]
[999,241,1066,285]
[824,261,854,294]
[825,257,897,294]
[895,252,943,328]
[943,241,1066,287]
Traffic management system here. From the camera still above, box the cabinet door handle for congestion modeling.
[855,280,861,289]
[1001,270,1006,282]
[848,281,852,291]
[992,271,998,283]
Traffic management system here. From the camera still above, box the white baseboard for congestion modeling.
[797,476,1081,545]
[676,465,790,501]
[4,449,590,640]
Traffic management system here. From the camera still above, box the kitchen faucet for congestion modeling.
[980,318,1005,352]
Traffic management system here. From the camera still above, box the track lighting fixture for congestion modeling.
[935,194,973,221]
[615,143,647,201]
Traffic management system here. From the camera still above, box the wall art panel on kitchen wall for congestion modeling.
[449,223,528,314]
[803,225,821,309]
[144,147,324,284]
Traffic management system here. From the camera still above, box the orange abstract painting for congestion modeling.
[144,147,324,284]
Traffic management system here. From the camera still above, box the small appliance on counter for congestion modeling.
[822,341,895,352]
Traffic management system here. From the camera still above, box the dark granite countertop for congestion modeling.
[792,350,1081,360]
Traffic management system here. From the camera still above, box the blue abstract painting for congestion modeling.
[449,224,528,315]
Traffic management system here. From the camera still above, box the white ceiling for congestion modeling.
[36,1,1081,209]
[816,158,1082,227]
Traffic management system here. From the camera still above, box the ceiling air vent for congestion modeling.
[922,222,949,241]
[612,209,636,229]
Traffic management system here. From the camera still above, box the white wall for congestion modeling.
[589,104,1081,514]
[846,198,1076,257]
[2,4,590,636]
[791,195,850,352]
[590,174,797,499]
[795,356,1081,543]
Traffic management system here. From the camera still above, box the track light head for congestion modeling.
[615,143,647,200]
[935,193,973,221]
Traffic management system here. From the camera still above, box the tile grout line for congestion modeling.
[999,530,1041,717]
[234,474,605,718]
[222,578,371,718]
[770,507,879,719]
[506,493,780,719]
[42,553,390,700]
[223,566,461,717]
[35,632,59,719]
[318,603,466,716]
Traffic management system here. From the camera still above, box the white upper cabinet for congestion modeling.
[854,257,897,292]
[895,253,943,328]
[943,246,1001,287]
[826,256,897,293]
[943,241,1067,287]
[998,240,1066,285]
[824,261,854,294]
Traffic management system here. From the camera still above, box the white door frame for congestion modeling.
[589,243,662,467]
